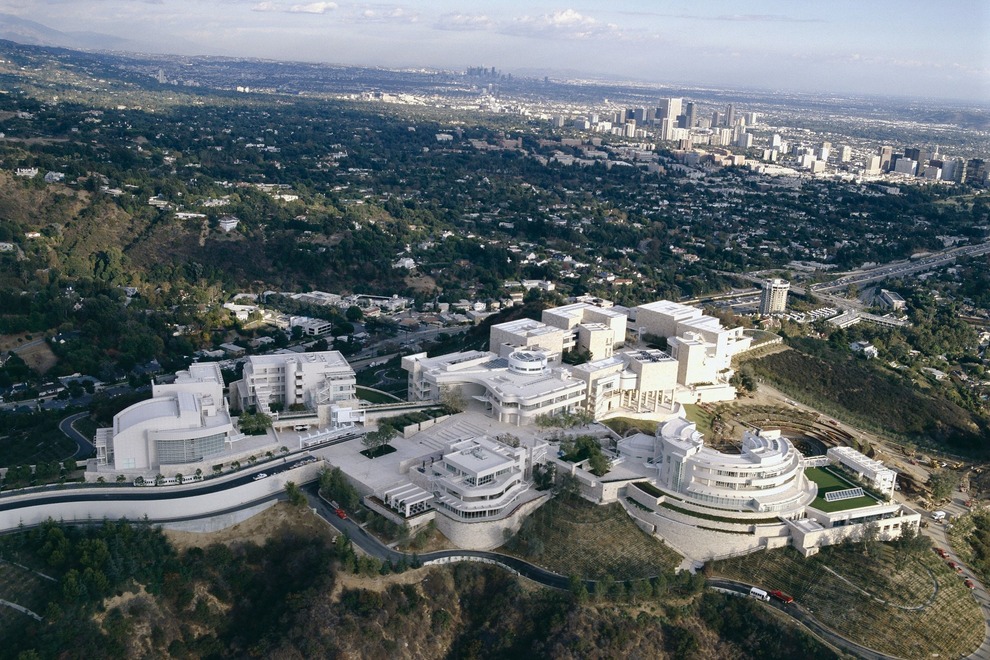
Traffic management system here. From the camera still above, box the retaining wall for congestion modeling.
[0,463,322,533]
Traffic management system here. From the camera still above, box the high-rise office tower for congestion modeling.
[725,103,736,127]
[967,159,987,186]
[682,102,696,129]
[878,146,893,172]
[760,279,790,316]
[904,148,928,175]
[711,110,720,128]
[839,145,852,163]
[657,98,683,123]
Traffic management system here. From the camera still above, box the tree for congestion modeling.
[319,467,360,509]
[174,473,184,485]
[556,472,580,500]
[238,411,273,435]
[894,524,932,555]
[362,426,397,456]
[860,521,882,558]
[345,305,364,322]
[284,481,306,506]
[533,462,556,490]
[928,469,961,501]
[439,384,466,413]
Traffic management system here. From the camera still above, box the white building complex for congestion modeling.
[826,446,897,497]
[402,349,587,426]
[93,363,243,476]
[90,352,363,481]
[404,299,753,426]
[229,351,363,428]
[615,417,920,559]
[649,418,812,513]
[355,416,552,550]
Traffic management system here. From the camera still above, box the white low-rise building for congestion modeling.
[403,349,586,426]
[647,418,813,513]
[827,446,897,497]
[616,417,920,558]
[633,300,752,388]
[230,351,359,421]
[93,363,240,474]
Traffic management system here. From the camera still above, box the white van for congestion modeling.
[932,510,946,522]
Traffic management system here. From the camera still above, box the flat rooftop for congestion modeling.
[444,440,514,475]
[806,466,881,512]
[247,350,351,369]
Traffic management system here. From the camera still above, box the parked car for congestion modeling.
[935,548,949,559]
[965,579,976,589]
[335,508,347,519]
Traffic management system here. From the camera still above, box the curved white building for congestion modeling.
[638,417,814,514]
[94,363,238,473]
[402,349,586,426]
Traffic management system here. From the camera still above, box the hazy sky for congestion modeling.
[6,0,990,101]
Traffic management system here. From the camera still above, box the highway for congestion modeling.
[811,239,990,294]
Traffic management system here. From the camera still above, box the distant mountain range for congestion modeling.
[0,13,207,57]
[0,13,136,51]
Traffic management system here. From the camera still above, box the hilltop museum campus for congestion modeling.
[87,298,920,559]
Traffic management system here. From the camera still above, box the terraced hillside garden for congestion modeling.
[712,541,983,658]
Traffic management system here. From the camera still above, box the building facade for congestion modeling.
[760,278,790,316]
[94,363,240,474]
[230,351,357,414]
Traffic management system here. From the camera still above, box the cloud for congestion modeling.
[506,8,624,40]
[251,1,337,13]
[435,12,495,32]
[713,14,824,23]
[289,1,337,13]
[353,5,417,23]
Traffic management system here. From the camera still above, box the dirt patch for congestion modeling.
[97,584,151,626]
[1,334,58,374]
[405,273,437,293]
[163,502,335,552]
[330,567,433,601]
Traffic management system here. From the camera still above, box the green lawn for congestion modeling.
[805,466,881,512]
[355,386,402,403]
[681,404,715,436]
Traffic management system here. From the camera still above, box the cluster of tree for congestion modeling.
[559,434,611,476]
[318,466,361,510]
[753,339,988,454]
[0,510,838,659]
[237,411,272,436]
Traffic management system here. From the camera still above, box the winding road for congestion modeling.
[58,411,95,460]
[302,483,905,658]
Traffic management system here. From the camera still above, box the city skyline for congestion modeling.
[1,0,988,102]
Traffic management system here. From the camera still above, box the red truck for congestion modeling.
[335,508,347,520]
[769,589,794,604]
